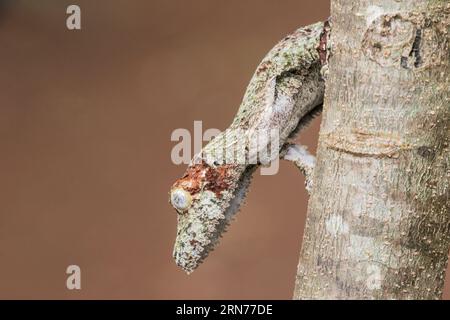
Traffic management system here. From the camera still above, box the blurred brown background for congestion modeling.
[0,0,448,299]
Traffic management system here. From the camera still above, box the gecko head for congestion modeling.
[169,161,253,274]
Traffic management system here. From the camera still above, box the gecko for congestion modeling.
[169,20,330,273]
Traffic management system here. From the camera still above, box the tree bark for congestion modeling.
[294,0,450,299]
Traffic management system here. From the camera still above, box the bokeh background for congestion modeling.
[0,0,448,299]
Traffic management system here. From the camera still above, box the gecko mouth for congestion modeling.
[173,165,256,273]
[200,165,256,258]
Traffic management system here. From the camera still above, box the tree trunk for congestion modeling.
[294,0,450,299]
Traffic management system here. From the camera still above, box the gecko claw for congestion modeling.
[282,143,316,194]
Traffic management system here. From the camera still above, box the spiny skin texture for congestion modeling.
[170,21,327,273]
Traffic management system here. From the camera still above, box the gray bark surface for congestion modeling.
[294,0,450,299]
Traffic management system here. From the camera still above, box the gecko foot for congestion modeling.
[281,143,315,194]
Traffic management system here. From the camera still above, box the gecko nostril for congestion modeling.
[170,188,192,213]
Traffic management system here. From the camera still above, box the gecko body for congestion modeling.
[170,21,329,273]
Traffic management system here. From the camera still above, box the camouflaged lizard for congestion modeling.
[169,20,330,273]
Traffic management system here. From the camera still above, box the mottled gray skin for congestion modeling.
[170,21,327,273]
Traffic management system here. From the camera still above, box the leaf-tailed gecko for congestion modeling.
[169,20,330,273]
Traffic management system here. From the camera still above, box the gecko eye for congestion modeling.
[170,188,192,213]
